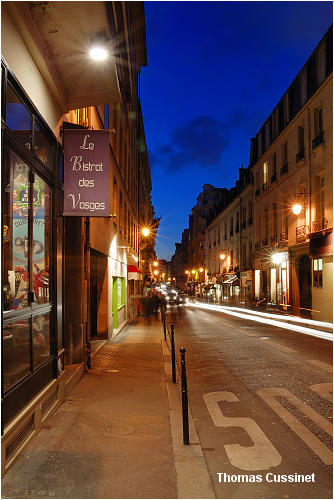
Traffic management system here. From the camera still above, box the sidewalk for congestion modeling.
[1,316,215,499]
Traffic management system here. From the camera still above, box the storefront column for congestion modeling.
[64,217,86,364]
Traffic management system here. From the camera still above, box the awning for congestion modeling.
[128,265,143,281]
[222,274,240,285]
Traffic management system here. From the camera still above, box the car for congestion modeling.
[178,293,188,304]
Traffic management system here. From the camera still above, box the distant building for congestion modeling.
[205,167,253,304]
[171,229,189,289]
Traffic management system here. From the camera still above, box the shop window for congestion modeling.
[3,317,31,392]
[313,258,323,288]
[34,122,53,168]
[6,84,32,151]
[33,313,51,369]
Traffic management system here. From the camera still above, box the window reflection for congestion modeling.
[3,318,31,391]
[34,123,52,168]
[6,84,32,151]
[2,151,30,310]
[33,313,51,368]
[33,175,51,304]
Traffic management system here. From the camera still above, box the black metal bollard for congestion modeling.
[170,324,176,383]
[180,347,189,445]
[162,311,167,341]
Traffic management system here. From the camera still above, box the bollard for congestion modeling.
[170,324,176,383]
[180,347,189,445]
[162,311,167,341]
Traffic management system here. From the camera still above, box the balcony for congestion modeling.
[280,231,288,243]
[296,149,305,164]
[262,238,269,247]
[255,188,261,198]
[312,218,328,233]
[280,163,288,176]
[262,181,269,192]
[270,173,277,184]
[312,131,324,150]
[296,225,309,241]
[247,217,253,226]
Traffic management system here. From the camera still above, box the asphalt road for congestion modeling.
[165,304,333,499]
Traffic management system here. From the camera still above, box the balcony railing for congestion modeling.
[262,181,269,192]
[312,218,328,232]
[280,163,288,176]
[255,188,261,197]
[296,149,305,163]
[262,238,269,246]
[312,131,324,150]
[280,231,288,243]
[296,225,309,240]
[271,173,277,184]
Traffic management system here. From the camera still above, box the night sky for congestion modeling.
[140,1,332,260]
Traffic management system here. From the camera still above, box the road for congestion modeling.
[165,304,333,499]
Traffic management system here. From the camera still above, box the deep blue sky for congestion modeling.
[140,1,332,260]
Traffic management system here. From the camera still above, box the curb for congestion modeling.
[162,333,216,499]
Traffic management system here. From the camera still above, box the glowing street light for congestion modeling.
[153,270,159,276]
[292,203,302,215]
[272,253,284,264]
[185,270,189,275]
[191,270,196,275]
[142,228,150,237]
[153,261,158,267]
[199,268,204,272]
[89,33,110,61]
[220,253,226,260]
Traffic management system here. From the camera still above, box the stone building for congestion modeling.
[251,25,332,321]
[1,1,154,473]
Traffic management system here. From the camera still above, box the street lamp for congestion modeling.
[142,228,150,237]
[199,267,203,273]
[191,270,196,275]
[220,253,226,260]
[292,203,302,215]
[272,252,283,264]
[153,261,158,267]
[153,270,159,276]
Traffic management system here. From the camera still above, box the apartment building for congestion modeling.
[171,229,189,290]
[1,1,154,473]
[251,26,332,321]
[205,167,253,304]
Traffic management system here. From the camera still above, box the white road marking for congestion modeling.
[309,383,333,402]
[257,387,332,465]
[189,302,333,341]
[203,391,282,471]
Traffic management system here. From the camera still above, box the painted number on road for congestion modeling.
[257,387,332,465]
[203,391,282,471]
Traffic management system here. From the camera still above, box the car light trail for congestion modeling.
[188,302,333,341]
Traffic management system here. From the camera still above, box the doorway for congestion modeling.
[299,255,311,317]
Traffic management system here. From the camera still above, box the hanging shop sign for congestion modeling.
[63,130,109,216]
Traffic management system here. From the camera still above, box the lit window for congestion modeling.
[313,258,323,288]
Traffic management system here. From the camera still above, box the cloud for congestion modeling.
[150,115,230,172]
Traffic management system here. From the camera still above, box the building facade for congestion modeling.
[251,26,332,321]
[1,1,154,473]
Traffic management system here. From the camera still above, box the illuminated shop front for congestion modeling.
[2,66,62,427]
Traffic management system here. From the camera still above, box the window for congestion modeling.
[297,126,304,157]
[314,174,325,220]
[313,258,322,288]
[263,161,268,185]
[6,84,32,151]
[273,202,278,238]
[313,107,323,137]
[300,69,307,106]
[317,43,326,86]
[104,104,109,130]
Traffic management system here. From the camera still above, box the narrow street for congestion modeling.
[165,304,333,499]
